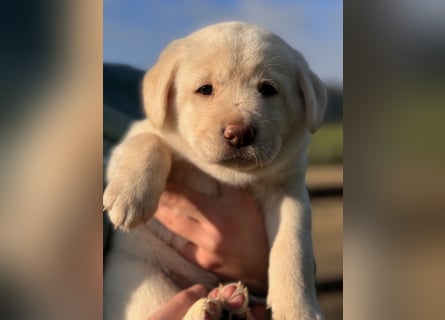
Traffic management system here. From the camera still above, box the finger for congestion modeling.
[154,204,223,276]
[154,203,201,231]
[162,182,247,228]
[178,284,208,301]
[164,182,216,204]
[159,187,200,215]
[179,241,224,272]
[160,183,213,221]
[147,284,208,320]
[154,206,207,246]
[156,189,225,249]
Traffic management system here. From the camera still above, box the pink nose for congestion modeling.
[223,124,256,147]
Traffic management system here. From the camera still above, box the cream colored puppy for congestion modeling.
[104,22,327,320]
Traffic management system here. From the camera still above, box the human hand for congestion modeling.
[154,182,269,293]
[147,284,207,320]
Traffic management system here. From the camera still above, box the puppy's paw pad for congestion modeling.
[205,300,223,320]
[216,282,249,314]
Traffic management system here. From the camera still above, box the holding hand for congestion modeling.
[154,182,269,293]
[148,284,207,320]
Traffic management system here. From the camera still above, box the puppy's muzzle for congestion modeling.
[223,124,256,148]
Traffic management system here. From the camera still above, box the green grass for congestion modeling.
[308,122,343,165]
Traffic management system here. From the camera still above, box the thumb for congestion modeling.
[148,284,208,320]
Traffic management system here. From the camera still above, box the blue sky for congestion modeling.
[104,0,343,86]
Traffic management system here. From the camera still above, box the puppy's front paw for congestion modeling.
[208,282,249,316]
[103,177,160,231]
[183,282,249,320]
[182,298,223,320]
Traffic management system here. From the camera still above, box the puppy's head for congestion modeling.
[143,22,327,171]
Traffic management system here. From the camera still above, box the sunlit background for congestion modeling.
[103,0,344,165]
[104,0,343,86]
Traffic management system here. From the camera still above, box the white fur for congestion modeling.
[104,22,326,320]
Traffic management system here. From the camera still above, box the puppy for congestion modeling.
[104,22,327,320]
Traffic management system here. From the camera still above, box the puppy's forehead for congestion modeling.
[181,23,296,79]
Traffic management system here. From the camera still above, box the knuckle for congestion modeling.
[206,229,224,252]
[198,256,223,270]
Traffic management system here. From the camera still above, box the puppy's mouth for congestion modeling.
[192,129,281,171]
[219,156,257,170]
[217,146,273,170]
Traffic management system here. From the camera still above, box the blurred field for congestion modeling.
[307,125,343,320]
[308,122,343,165]
[308,164,343,320]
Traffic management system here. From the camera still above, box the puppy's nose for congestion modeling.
[223,124,256,147]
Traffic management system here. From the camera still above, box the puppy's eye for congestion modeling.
[196,84,213,96]
[258,82,278,96]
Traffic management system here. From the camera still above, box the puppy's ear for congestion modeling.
[298,66,328,134]
[142,40,183,128]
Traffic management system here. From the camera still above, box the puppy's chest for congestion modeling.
[169,158,220,197]
[167,155,284,198]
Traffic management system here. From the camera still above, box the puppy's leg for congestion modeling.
[264,194,323,320]
[182,298,222,320]
[103,132,171,230]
